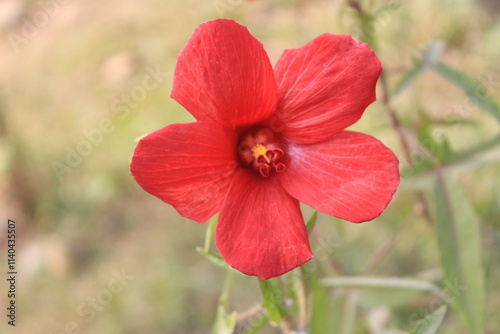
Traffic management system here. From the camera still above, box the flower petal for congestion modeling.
[273,34,382,144]
[130,122,238,224]
[170,19,278,130]
[216,170,313,279]
[279,131,399,223]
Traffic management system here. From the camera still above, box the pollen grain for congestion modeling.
[251,144,270,163]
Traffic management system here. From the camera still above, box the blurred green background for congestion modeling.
[0,0,499,333]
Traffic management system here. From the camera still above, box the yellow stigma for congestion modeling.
[252,144,270,162]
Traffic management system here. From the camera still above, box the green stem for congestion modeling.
[204,214,218,253]
[444,133,500,166]
[408,133,500,177]
[321,276,447,300]
[219,270,235,310]
[273,278,294,334]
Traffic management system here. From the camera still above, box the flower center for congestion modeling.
[238,128,286,177]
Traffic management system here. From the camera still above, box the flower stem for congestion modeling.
[219,269,235,310]
[204,214,218,253]
[237,304,264,322]
[273,278,295,334]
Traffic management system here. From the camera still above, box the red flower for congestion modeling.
[131,19,399,280]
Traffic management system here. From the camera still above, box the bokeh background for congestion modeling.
[0,0,499,333]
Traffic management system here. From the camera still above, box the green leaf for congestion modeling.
[258,279,287,324]
[392,60,426,97]
[401,133,500,180]
[392,42,444,98]
[416,125,455,163]
[449,133,500,164]
[432,61,500,122]
[432,171,485,334]
[306,211,318,234]
[410,305,447,334]
[320,276,446,300]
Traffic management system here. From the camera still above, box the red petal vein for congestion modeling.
[130,122,238,224]
[279,131,400,223]
[216,170,313,279]
[171,19,278,130]
[274,34,382,144]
